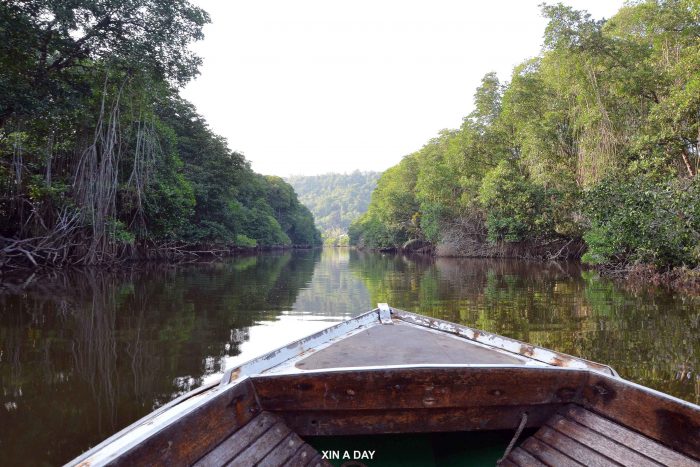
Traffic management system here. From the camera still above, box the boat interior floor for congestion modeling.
[193,402,698,466]
[504,405,698,467]
[295,321,528,370]
[194,411,330,467]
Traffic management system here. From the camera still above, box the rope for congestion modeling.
[496,412,528,465]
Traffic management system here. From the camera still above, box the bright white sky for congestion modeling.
[182,0,624,177]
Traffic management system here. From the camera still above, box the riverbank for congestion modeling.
[434,236,584,261]
[436,238,700,293]
[353,242,700,295]
[0,239,319,271]
[596,263,700,294]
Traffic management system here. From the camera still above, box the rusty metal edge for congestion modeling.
[67,310,382,466]
[391,307,619,377]
[253,363,586,376]
[221,309,381,382]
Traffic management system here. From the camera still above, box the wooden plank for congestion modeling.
[563,405,699,467]
[274,405,561,436]
[306,452,331,467]
[507,446,547,467]
[547,415,661,467]
[112,379,259,467]
[194,412,277,467]
[227,421,291,466]
[583,374,700,461]
[521,437,584,467]
[257,433,306,467]
[285,445,319,467]
[498,459,520,467]
[534,426,619,467]
[252,367,587,411]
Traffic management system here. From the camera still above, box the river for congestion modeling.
[0,248,698,465]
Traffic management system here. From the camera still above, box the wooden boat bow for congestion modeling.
[69,304,700,466]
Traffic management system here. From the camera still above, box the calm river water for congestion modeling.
[0,248,698,465]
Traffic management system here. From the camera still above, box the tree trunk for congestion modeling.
[681,147,696,178]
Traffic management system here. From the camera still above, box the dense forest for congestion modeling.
[350,0,700,275]
[287,171,380,246]
[0,0,321,269]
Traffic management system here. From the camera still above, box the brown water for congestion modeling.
[0,248,698,466]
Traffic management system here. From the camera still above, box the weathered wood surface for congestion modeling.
[521,437,584,466]
[257,432,307,467]
[583,375,700,461]
[508,447,547,467]
[507,405,700,467]
[101,367,697,466]
[498,458,520,467]
[226,421,292,466]
[306,453,329,467]
[195,411,328,467]
[274,405,562,436]
[194,412,278,467]
[548,414,660,466]
[108,379,259,467]
[285,444,323,467]
[534,426,618,467]
[562,405,695,467]
[252,367,587,411]
[253,367,698,462]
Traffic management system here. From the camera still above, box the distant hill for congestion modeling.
[287,171,381,245]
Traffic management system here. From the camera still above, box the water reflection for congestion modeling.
[349,251,699,405]
[0,251,323,466]
[0,249,698,466]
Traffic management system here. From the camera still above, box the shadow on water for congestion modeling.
[0,248,698,465]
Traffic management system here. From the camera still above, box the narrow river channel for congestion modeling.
[0,248,698,465]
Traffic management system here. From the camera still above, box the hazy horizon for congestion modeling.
[285,169,382,178]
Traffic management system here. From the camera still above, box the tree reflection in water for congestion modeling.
[0,249,698,466]
[348,251,699,405]
[0,251,319,465]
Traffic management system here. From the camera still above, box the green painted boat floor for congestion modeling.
[305,429,536,466]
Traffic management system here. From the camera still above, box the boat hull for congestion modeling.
[69,306,700,466]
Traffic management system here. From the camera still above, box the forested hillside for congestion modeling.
[351,0,700,275]
[0,0,320,268]
[287,171,380,245]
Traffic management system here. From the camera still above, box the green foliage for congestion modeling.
[0,0,208,127]
[352,0,700,270]
[143,149,196,239]
[264,176,321,246]
[348,213,396,249]
[0,0,320,266]
[241,202,291,246]
[107,219,135,245]
[287,171,380,245]
[349,156,420,248]
[582,176,700,267]
[479,161,553,242]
